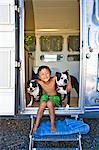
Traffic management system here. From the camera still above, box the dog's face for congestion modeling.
[56,71,69,86]
[27,80,39,93]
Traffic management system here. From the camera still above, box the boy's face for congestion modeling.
[39,68,51,82]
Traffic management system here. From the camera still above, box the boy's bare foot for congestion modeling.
[32,124,38,132]
[51,125,56,132]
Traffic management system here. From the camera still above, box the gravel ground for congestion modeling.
[0,117,99,150]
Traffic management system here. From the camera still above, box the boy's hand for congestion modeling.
[66,82,72,92]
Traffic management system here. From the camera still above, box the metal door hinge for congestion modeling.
[15,61,21,68]
[14,5,20,13]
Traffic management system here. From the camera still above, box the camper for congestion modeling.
[0,0,99,116]
[0,0,98,117]
[0,0,99,149]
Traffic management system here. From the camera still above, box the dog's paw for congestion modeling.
[27,104,32,107]
[27,101,33,107]
[65,104,69,109]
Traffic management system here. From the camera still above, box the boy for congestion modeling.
[33,65,72,132]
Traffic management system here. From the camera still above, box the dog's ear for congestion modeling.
[55,72,61,81]
[32,70,38,79]
[27,80,31,87]
[63,70,69,79]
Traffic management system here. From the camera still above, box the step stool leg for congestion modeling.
[79,134,82,150]
[29,115,35,150]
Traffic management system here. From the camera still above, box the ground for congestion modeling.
[0,117,99,150]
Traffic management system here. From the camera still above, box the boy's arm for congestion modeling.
[66,75,72,92]
[36,79,42,85]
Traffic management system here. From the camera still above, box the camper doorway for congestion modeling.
[22,0,83,115]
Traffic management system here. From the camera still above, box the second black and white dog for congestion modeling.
[27,80,42,107]
[56,70,79,108]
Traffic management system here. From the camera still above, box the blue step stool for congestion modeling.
[29,117,90,150]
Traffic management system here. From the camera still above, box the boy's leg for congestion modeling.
[33,101,47,131]
[47,100,56,132]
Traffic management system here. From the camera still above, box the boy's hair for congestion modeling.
[37,65,51,75]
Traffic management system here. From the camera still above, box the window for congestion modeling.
[67,35,80,61]
[24,33,36,51]
[67,35,80,52]
[40,36,63,52]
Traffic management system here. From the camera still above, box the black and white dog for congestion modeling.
[27,80,42,107]
[56,70,79,108]
[56,70,69,95]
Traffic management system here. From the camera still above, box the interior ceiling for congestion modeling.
[24,0,79,32]
[24,0,34,31]
[32,0,78,7]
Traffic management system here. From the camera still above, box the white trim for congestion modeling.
[95,0,99,21]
